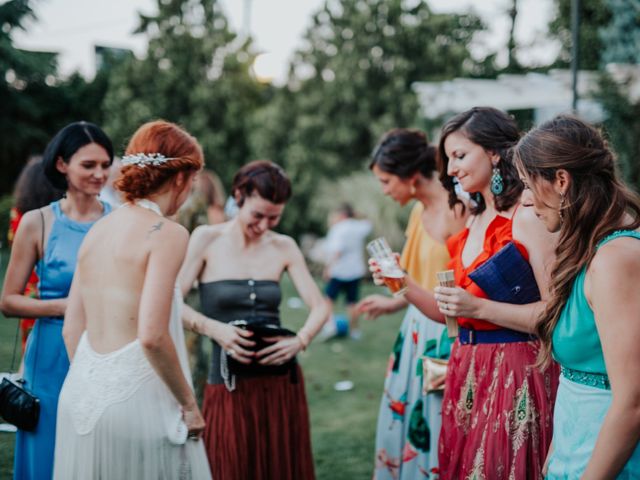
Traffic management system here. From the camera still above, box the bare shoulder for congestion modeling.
[270,232,303,261]
[590,234,640,280]
[189,222,227,250]
[148,219,189,252]
[17,207,52,240]
[512,206,555,246]
[271,232,299,251]
[18,208,44,232]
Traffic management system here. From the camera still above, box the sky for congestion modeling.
[13,0,557,83]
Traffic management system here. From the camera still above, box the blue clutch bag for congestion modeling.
[468,242,541,304]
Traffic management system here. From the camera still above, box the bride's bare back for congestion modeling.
[75,204,185,354]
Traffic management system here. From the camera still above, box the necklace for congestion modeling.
[133,198,163,216]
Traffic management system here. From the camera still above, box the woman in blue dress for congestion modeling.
[1,121,113,479]
[514,115,640,478]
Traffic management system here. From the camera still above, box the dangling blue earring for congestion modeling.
[491,166,504,195]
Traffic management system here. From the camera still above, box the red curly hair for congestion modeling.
[115,120,204,202]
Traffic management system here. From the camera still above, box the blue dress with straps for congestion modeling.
[13,200,111,480]
[547,230,640,479]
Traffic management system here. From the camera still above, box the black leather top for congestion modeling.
[199,279,281,384]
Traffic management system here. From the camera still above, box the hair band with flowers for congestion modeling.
[120,152,178,168]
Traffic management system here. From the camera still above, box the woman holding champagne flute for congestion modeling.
[356,129,466,479]
[369,108,559,479]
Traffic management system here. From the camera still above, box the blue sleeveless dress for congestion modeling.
[547,230,640,479]
[13,200,111,480]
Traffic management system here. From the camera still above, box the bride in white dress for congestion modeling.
[53,120,211,479]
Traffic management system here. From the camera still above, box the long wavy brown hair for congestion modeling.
[514,115,640,366]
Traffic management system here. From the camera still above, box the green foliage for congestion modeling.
[0,0,56,192]
[250,0,485,236]
[594,2,640,191]
[0,0,115,194]
[548,0,611,70]
[102,0,265,183]
[597,77,640,189]
[599,0,640,65]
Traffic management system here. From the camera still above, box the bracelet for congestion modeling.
[296,332,310,351]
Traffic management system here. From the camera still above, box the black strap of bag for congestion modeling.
[0,209,45,431]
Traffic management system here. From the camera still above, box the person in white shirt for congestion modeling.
[324,203,372,339]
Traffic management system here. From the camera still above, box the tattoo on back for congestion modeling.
[147,221,164,238]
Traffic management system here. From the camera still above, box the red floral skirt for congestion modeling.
[438,339,559,479]
[202,365,315,480]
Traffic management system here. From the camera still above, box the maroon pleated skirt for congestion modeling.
[202,365,315,480]
[438,339,559,480]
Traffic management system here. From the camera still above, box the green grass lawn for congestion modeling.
[0,256,404,479]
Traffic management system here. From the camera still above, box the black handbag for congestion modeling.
[221,317,298,391]
[0,376,40,431]
[0,209,45,431]
[468,241,541,304]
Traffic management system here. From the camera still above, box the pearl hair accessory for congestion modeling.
[120,153,177,168]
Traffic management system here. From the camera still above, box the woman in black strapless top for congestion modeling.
[179,161,329,480]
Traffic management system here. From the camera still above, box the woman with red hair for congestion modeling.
[53,120,211,479]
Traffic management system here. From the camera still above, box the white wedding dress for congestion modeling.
[53,286,212,479]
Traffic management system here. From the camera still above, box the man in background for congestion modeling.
[324,203,372,339]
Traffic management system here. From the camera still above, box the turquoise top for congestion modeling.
[553,230,640,374]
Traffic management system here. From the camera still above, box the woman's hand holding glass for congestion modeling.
[434,285,481,318]
[366,238,407,297]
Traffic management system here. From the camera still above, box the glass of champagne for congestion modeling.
[366,237,408,297]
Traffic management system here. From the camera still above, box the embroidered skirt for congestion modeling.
[373,305,449,480]
[202,365,315,480]
[547,374,640,479]
[438,339,558,479]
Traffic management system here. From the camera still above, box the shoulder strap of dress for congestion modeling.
[101,200,113,215]
[50,199,63,219]
[597,229,640,249]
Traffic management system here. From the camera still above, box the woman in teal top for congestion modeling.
[514,115,640,479]
[1,121,113,479]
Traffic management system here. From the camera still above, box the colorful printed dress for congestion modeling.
[438,213,559,480]
[547,230,640,478]
[13,200,111,480]
[374,203,451,480]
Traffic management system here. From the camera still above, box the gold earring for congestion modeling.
[559,193,565,223]
[410,184,416,197]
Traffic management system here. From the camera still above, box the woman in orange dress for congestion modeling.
[377,108,559,479]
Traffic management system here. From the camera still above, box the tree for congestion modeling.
[102,0,265,182]
[597,76,640,188]
[548,0,611,70]
[599,0,640,65]
[0,0,115,195]
[250,0,485,235]
[595,1,640,189]
[0,0,57,193]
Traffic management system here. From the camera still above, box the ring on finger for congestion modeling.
[226,348,235,356]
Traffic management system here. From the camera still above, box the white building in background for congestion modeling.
[413,64,640,126]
